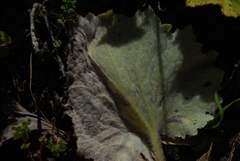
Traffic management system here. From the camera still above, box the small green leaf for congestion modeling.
[56,18,65,28]
[60,5,67,11]
[0,31,12,47]
[12,120,31,140]
[39,136,48,142]
[26,143,31,148]
[20,144,25,149]
[71,0,76,4]
[54,39,62,48]
[13,131,23,140]
[66,0,76,6]
[46,142,54,150]
[22,132,29,140]
[25,127,30,133]
[52,151,60,158]
[208,93,240,128]
[168,147,180,160]
[14,126,23,131]
[20,143,31,149]
[67,8,77,15]
[22,120,31,126]
[57,142,67,151]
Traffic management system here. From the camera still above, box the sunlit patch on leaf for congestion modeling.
[186,0,240,18]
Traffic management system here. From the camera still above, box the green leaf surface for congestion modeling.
[89,8,223,139]
[20,143,30,149]
[13,131,23,140]
[22,132,29,140]
[39,136,47,142]
[53,152,60,158]
[22,120,31,126]
[85,8,224,160]
[186,0,240,18]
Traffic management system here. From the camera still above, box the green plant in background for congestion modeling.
[208,92,240,128]
[12,120,31,149]
[46,141,67,158]
[39,131,67,158]
[61,0,77,16]
[12,120,67,160]
[12,120,34,161]
[56,0,78,38]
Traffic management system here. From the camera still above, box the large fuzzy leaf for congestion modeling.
[186,0,240,18]
[67,11,155,160]
[88,8,224,158]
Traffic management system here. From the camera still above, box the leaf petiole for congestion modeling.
[210,92,240,128]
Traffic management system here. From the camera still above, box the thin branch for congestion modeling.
[29,52,36,103]
[30,3,41,53]
[43,12,57,47]
[230,59,240,79]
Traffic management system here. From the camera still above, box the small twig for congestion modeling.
[228,133,240,161]
[39,109,51,123]
[151,151,159,161]
[55,54,66,77]
[229,59,240,80]
[36,150,43,161]
[29,52,36,103]
[38,0,48,11]
[41,5,66,76]
[23,140,35,161]
[43,12,57,47]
